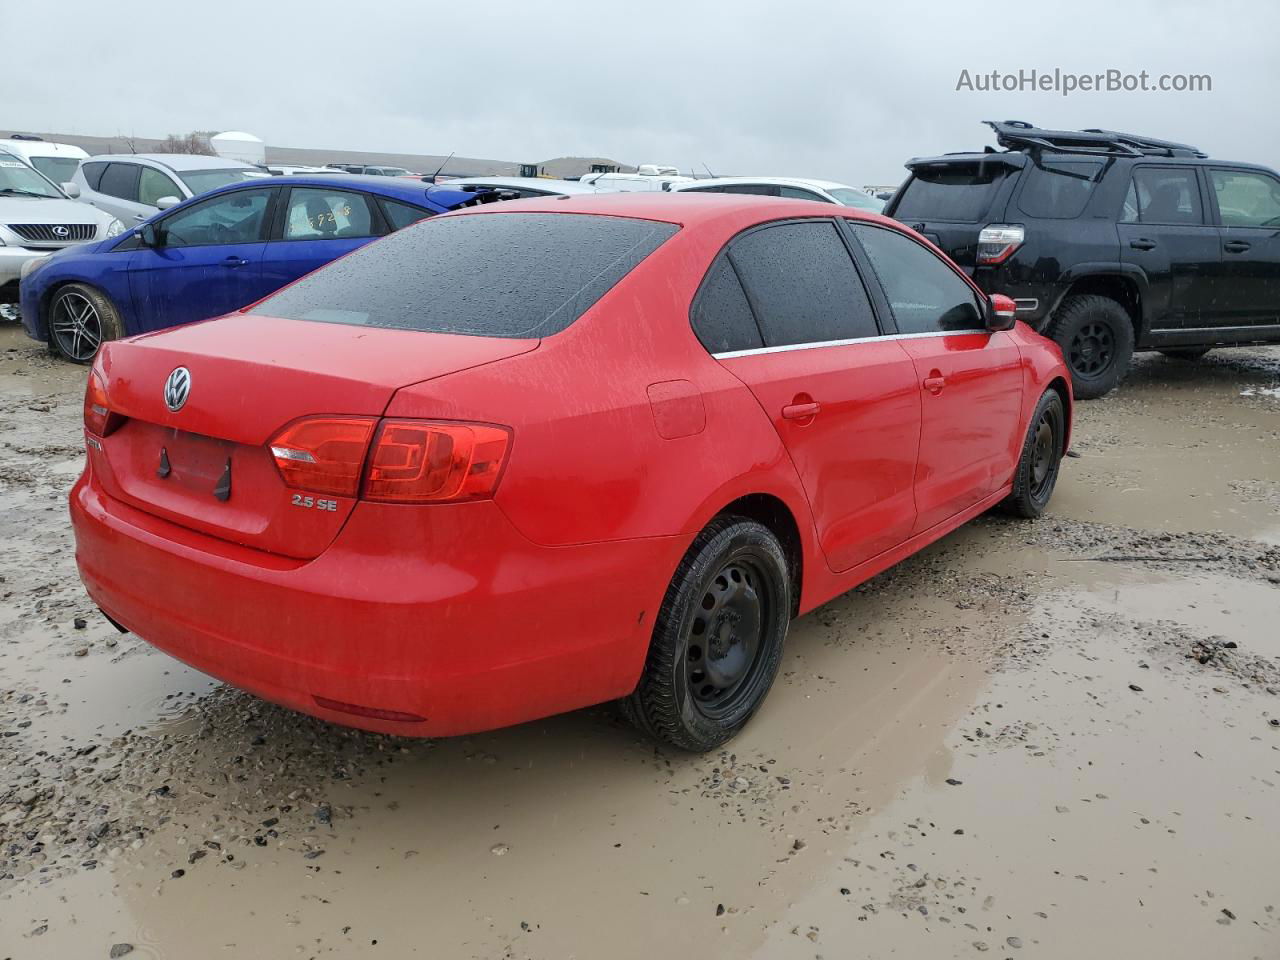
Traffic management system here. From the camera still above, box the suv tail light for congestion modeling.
[83,370,125,437]
[268,417,511,504]
[976,225,1025,265]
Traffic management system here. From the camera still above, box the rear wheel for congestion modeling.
[1002,389,1066,519]
[1158,347,1211,361]
[48,283,123,364]
[622,517,790,752]
[1046,294,1134,400]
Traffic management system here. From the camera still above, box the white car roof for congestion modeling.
[443,176,598,194]
[0,139,89,160]
[84,153,256,171]
[671,176,858,193]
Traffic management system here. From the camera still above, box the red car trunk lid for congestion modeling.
[90,314,537,559]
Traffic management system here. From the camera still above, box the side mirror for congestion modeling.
[155,195,181,211]
[62,182,81,198]
[986,293,1018,331]
[139,223,164,247]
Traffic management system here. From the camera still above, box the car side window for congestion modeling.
[284,188,375,240]
[778,186,828,202]
[729,220,879,347]
[160,188,273,248]
[722,183,781,197]
[1210,169,1280,227]
[1121,168,1203,225]
[381,199,434,231]
[81,161,108,191]
[691,257,764,354]
[138,167,182,207]
[97,162,139,202]
[852,224,984,334]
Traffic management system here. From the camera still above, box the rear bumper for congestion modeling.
[71,467,686,736]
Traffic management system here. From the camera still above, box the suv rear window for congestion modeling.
[1016,159,1103,219]
[894,164,1007,221]
[251,212,678,338]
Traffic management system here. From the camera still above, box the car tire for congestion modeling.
[1002,389,1066,519]
[622,516,791,752]
[48,283,123,364]
[1045,295,1134,400]
[1158,347,1211,361]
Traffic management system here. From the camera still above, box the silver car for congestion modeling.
[69,153,270,225]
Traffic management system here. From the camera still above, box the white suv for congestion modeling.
[69,154,269,225]
[0,151,120,314]
[0,137,89,188]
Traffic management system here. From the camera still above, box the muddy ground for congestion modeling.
[0,321,1277,959]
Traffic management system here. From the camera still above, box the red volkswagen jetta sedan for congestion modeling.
[72,193,1070,752]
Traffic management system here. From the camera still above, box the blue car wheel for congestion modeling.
[49,283,123,364]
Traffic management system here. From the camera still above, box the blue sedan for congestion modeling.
[20,175,491,361]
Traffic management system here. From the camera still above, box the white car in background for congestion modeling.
[0,151,121,317]
[68,154,269,224]
[579,165,695,192]
[668,176,885,212]
[0,137,90,188]
[435,176,599,198]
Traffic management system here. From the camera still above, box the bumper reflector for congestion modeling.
[313,695,426,723]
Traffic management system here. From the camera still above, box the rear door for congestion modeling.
[707,219,921,573]
[260,186,384,291]
[1205,167,1280,331]
[88,161,151,223]
[849,221,1024,532]
[127,186,276,331]
[1117,165,1220,329]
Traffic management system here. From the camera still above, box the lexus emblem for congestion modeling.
[52,225,70,238]
[164,367,191,412]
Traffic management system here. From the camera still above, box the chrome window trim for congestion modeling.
[711,328,988,360]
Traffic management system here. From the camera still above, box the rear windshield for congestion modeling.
[250,212,679,338]
[893,164,1008,221]
[1016,159,1104,219]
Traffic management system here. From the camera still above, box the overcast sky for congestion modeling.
[4,0,1276,186]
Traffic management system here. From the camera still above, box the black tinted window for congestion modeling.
[691,258,762,354]
[1122,168,1203,224]
[98,163,138,201]
[81,161,107,191]
[721,183,781,197]
[1017,160,1103,218]
[252,212,678,338]
[381,199,433,231]
[730,221,878,346]
[894,164,1007,221]
[854,225,983,334]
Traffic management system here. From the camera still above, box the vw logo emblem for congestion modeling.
[164,367,191,412]
[52,225,70,238]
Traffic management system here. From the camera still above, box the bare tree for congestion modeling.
[156,132,215,156]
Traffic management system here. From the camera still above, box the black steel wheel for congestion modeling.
[622,516,790,752]
[48,283,123,364]
[1046,294,1134,400]
[1002,389,1066,519]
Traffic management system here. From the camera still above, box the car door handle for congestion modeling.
[781,401,821,420]
[1224,240,1252,253]
[923,374,947,394]
[1129,238,1157,251]
[133,214,147,222]
[222,256,249,268]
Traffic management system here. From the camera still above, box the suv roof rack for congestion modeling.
[984,120,1207,159]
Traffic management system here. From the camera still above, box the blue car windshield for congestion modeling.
[179,168,271,194]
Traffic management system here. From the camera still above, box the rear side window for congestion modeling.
[81,161,108,191]
[729,221,879,347]
[894,164,1007,221]
[853,225,983,334]
[284,188,375,240]
[98,162,139,201]
[251,212,678,338]
[691,259,763,354]
[1016,160,1103,218]
[1121,168,1203,224]
[381,198,433,231]
[721,183,781,197]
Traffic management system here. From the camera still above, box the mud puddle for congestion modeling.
[1,329,1277,958]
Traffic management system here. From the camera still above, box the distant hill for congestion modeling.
[5,129,633,179]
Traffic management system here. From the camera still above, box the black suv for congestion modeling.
[884,121,1280,398]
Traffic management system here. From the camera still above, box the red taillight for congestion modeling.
[362,420,511,504]
[269,417,377,497]
[83,370,124,437]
